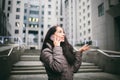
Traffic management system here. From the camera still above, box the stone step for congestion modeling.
[11,61,102,74]
[12,65,99,71]
[13,61,95,67]
[11,68,103,74]
[12,67,45,70]
[13,61,42,67]
[78,68,103,73]
[11,70,46,74]
[22,50,40,55]
[20,55,40,61]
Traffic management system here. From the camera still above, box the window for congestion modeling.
[8,7,11,11]
[42,5,44,8]
[79,0,81,2]
[83,2,85,6]
[7,13,9,17]
[84,31,86,35]
[16,15,20,19]
[88,13,90,17]
[60,24,63,27]
[98,3,104,17]
[30,10,39,15]
[84,23,86,27]
[83,9,85,13]
[15,30,19,34]
[48,25,50,28]
[24,9,27,13]
[80,26,81,29]
[17,1,21,5]
[41,24,44,28]
[48,5,51,8]
[48,11,51,15]
[60,18,63,21]
[42,11,44,15]
[29,17,39,22]
[24,16,27,20]
[48,0,51,2]
[8,1,11,5]
[24,23,26,27]
[88,29,91,33]
[41,31,43,35]
[87,5,90,10]
[16,8,20,12]
[88,21,90,25]
[15,22,20,27]
[80,33,82,36]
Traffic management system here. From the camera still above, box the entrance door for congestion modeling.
[115,16,120,51]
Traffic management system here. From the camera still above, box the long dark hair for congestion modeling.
[41,25,76,65]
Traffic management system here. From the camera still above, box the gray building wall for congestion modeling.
[91,0,120,51]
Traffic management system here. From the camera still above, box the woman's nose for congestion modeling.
[62,33,65,36]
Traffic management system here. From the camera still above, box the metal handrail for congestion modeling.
[74,46,120,58]
[89,49,120,58]
[0,46,17,57]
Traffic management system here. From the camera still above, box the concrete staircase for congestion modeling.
[10,50,103,74]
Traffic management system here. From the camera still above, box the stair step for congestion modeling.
[12,65,99,70]
[81,62,95,66]
[20,55,40,61]
[10,49,103,75]
[11,70,46,74]
[13,61,95,67]
[80,66,99,69]
[78,69,103,73]
[12,67,45,70]
[11,68,103,74]
[13,61,43,67]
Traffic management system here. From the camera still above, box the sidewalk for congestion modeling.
[8,72,120,80]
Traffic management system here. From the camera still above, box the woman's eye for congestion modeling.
[58,31,62,33]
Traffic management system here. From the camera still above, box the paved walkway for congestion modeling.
[8,72,120,80]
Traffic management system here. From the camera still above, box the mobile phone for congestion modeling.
[86,41,92,45]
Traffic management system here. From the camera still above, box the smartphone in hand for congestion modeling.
[86,41,92,45]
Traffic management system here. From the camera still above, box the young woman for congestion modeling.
[40,25,89,80]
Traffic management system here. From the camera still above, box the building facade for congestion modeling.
[64,0,77,46]
[0,0,12,44]
[24,0,41,49]
[64,0,120,51]
[91,0,120,51]
[3,0,24,44]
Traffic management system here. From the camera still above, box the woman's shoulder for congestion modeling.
[42,42,53,53]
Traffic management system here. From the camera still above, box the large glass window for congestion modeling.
[98,3,104,17]
[29,17,39,22]
[30,10,39,15]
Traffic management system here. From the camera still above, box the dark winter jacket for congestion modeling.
[40,43,82,80]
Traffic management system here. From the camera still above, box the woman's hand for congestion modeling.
[79,44,90,53]
[53,35,61,47]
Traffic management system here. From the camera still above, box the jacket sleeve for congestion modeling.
[40,46,64,73]
[73,51,82,73]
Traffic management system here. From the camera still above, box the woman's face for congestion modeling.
[54,26,65,42]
